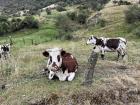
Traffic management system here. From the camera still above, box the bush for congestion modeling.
[77,5,88,10]
[87,0,110,11]
[133,26,140,37]
[125,5,140,24]
[0,16,10,35]
[56,6,66,12]
[56,32,73,40]
[55,15,77,40]
[10,18,23,32]
[77,12,88,24]
[21,16,39,29]
[0,16,39,36]
[116,0,131,5]
[56,15,73,32]
[98,19,106,27]
[67,10,89,25]
[113,0,118,5]
[67,12,77,21]
[46,9,51,15]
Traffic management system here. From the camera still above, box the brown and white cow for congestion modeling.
[87,36,127,60]
[42,48,78,81]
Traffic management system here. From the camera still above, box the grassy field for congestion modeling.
[0,2,140,105]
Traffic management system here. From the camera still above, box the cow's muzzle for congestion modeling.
[51,66,60,72]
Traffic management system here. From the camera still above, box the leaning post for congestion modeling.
[82,48,99,86]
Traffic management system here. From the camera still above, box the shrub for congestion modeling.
[55,15,77,40]
[77,5,88,10]
[0,16,10,35]
[56,6,66,12]
[56,32,73,40]
[77,12,88,24]
[98,19,106,27]
[125,5,140,24]
[133,26,140,37]
[113,0,118,5]
[90,1,102,11]
[21,16,39,29]
[56,15,74,32]
[87,0,110,11]
[10,18,23,32]
[46,9,51,15]
[67,12,77,21]
[116,0,131,5]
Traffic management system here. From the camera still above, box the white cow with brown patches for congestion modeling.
[42,48,78,81]
[87,36,127,60]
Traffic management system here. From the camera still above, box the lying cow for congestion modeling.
[86,36,127,60]
[0,43,11,59]
[42,48,78,81]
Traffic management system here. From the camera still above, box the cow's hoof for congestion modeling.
[59,77,66,81]
[59,79,66,81]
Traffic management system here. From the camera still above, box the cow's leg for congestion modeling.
[122,53,126,59]
[48,71,55,80]
[67,72,75,81]
[101,48,105,60]
[101,54,105,60]
[117,51,121,61]
[57,71,67,81]
[120,49,126,60]
[59,74,67,81]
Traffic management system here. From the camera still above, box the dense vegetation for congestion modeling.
[1,0,110,15]
[0,16,39,36]
[125,5,140,37]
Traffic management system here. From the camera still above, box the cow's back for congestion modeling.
[106,39,120,50]
[62,53,78,73]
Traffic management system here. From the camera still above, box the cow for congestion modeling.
[42,48,78,81]
[0,43,11,59]
[86,36,127,60]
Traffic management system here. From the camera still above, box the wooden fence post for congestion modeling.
[82,50,99,86]
[23,38,25,45]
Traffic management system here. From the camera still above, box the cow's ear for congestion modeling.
[93,36,97,39]
[61,50,66,56]
[42,51,49,57]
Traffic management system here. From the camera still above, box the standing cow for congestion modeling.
[0,43,11,59]
[42,48,78,81]
[86,36,127,60]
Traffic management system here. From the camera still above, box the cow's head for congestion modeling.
[86,36,97,45]
[42,48,66,79]
[2,44,10,52]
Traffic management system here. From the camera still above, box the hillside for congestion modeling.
[0,0,110,15]
[0,1,140,105]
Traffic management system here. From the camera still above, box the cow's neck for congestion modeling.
[95,39,104,47]
[60,64,66,73]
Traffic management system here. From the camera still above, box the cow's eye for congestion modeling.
[57,55,60,62]
[50,56,52,63]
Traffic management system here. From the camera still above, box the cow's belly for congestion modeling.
[103,46,116,52]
